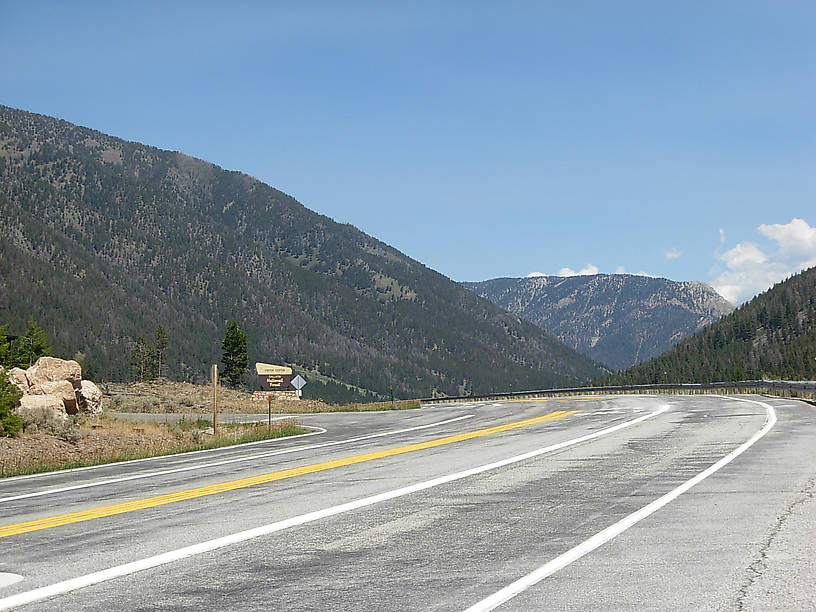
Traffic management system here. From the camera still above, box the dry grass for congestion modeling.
[0,413,306,478]
[102,381,420,414]
[1,380,421,478]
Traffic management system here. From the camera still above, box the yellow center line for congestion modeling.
[501,396,610,403]
[0,410,578,539]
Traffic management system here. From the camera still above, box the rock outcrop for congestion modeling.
[7,356,102,420]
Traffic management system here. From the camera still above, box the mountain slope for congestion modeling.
[0,105,603,396]
[464,274,733,370]
[602,266,816,384]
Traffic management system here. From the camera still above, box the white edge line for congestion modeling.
[0,575,23,589]
[463,396,777,612]
[0,415,476,503]
[0,407,668,609]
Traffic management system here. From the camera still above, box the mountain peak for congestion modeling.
[464,274,733,371]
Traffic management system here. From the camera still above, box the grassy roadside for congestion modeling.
[0,415,308,479]
[102,381,421,414]
[2,381,422,479]
[292,399,421,413]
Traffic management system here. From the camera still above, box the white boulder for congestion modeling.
[30,380,79,414]
[77,380,103,414]
[26,357,82,389]
[16,395,70,426]
[6,368,30,394]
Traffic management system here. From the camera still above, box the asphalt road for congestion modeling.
[1,394,814,610]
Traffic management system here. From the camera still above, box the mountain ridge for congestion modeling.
[600,266,816,384]
[464,273,734,370]
[0,104,603,397]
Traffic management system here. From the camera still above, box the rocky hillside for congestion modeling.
[602,266,816,384]
[464,274,733,371]
[0,105,603,397]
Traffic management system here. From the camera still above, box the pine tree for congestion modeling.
[0,325,11,367]
[0,368,23,437]
[154,326,169,380]
[130,336,154,382]
[221,321,248,388]
[11,317,52,369]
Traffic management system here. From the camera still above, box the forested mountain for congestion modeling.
[464,274,733,371]
[602,266,816,384]
[0,105,603,398]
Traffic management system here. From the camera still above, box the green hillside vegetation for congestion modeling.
[288,365,386,404]
[601,267,816,384]
[0,105,603,398]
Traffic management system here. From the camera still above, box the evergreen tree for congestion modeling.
[11,317,52,369]
[0,368,23,437]
[154,326,169,379]
[130,336,154,382]
[221,321,248,388]
[0,325,11,367]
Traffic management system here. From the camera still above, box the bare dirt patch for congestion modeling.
[102,380,333,414]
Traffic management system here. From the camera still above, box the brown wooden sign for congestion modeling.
[255,363,293,391]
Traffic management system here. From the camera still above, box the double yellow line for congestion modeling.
[0,410,577,539]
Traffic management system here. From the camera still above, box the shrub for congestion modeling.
[0,368,24,437]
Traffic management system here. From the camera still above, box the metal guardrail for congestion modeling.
[421,380,816,404]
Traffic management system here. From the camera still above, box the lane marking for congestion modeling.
[0,406,667,610]
[464,396,777,612]
[0,575,22,590]
[0,411,578,539]
[0,415,476,504]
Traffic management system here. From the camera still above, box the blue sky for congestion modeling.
[2,1,814,303]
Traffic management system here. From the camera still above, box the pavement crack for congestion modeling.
[734,477,816,611]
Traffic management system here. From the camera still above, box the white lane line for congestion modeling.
[0,575,23,590]
[0,415,476,504]
[464,396,777,612]
[0,407,669,609]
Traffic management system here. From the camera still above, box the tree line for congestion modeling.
[600,267,816,385]
[129,326,169,382]
[129,321,248,388]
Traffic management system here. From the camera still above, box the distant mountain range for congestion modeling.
[602,266,816,384]
[464,274,734,371]
[0,105,603,399]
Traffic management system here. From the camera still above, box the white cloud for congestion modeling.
[526,271,547,278]
[712,218,816,304]
[665,248,682,261]
[615,265,626,274]
[759,218,816,259]
[557,264,599,277]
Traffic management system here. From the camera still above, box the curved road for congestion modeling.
[1,394,814,610]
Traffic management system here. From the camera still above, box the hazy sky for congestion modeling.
[2,1,814,303]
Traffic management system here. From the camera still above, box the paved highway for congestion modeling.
[1,394,814,610]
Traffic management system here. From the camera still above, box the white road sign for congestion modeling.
[291,374,307,390]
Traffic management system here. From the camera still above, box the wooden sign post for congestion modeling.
[211,364,218,436]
